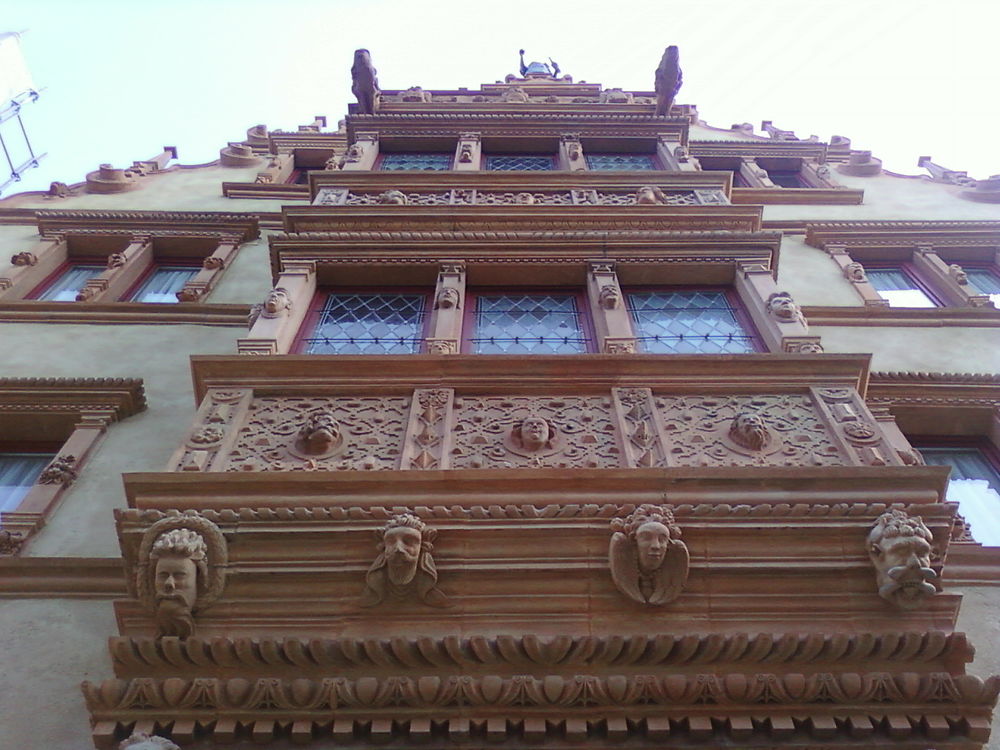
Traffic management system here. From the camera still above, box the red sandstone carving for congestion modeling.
[609,504,689,605]
[868,509,939,611]
[351,49,379,114]
[654,46,682,116]
[360,513,449,608]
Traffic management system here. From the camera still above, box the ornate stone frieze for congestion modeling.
[133,513,228,639]
[812,386,909,466]
[450,396,619,469]
[654,395,846,467]
[312,186,721,207]
[613,388,667,467]
[401,389,453,469]
[609,504,689,605]
[223,396,409,471]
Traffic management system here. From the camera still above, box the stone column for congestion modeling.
[0,234,68,300]
[454,133,481,171]
[75,234,153,302]
[340,132,379,171]
[176,235,242,302]
[586,261,636,353]
[238,260,317,355]
[426,261,466,354]
[558,134,586,171]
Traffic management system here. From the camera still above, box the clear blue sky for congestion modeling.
[3,0,999,194]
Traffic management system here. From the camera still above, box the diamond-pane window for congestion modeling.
[867,268,937,308]
[485,155,555,171]
[586,154,657,171]
[303,293,427,354]
[627,290,757,354]
[471,293,589,354]
[379,153,452,171]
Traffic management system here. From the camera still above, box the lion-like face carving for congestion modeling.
[728,412,770,451]
[297,413,342,456]
[868,510,938,609]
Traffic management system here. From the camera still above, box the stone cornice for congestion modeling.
[34,210,260,243]
[690,140,828,160]
[730,187,864,205]
[0,301,250,327]
[805,220,1000,251]
[803,305,1000,327]
[0,557,126,598]
[0,376,146,418]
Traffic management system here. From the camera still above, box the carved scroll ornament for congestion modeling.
[868,509,938,610]
[360,513,449,608]
[135,514,228,638]
[609,504,689,605]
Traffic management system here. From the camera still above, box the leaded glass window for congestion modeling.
[867,268,937,307]
[0,453,52,515]
[379,153,452,171]
[627,290,757,354]
[920,445,1000,545]
[967,268,1000,308]
[36,265,104,301]
[470,293,589,354]
[586,154,657,171]
[485,155,555,171]
[302,293,427,354]
[129,267,200,303]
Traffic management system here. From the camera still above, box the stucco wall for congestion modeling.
[776,234,862,306]
[814,325,1000,374]
[0,599,114,750]
[955,587,1000,749]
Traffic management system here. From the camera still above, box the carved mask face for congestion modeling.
[154,555,198,611]
[768,295,797,319]
[634,521,671,573]
[264,290,287,314]
[870,533,937,609]
[305,416,340,454]
[520,417,550,452]
[384,526,422,586]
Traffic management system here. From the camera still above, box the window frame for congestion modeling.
[584,152,663,171]
[121,261,204,304]
[27,257,107,301]
[461,288,596,355]
[375,152,455,172]
[864,262,945,308]
[623,285,766,355]
[293,287,435,355]
[483,154,558,172]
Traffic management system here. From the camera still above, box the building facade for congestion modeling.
[0,48,999,750]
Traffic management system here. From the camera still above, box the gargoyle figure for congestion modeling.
[598,284,621,309]
[351,48,380,114]
[609,504,689,605]
[654,46,682,116]
[360,513,449,608]
[868,509,938,610]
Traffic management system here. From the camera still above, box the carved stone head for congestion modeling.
[515,192,536,204]
[868,509,938,610]
[263,287,291,316]
[844,262,867,282]
[609,504,689,605]
[598,284,621,310]
[458,143,474,163]
[728,411,771,451]
[149,528,208,638]
[510,415,558,454]
[378,189,408,205]
[435,287,460,309]
[766,291,806,327]
[294,411,343,456]
[635,185,666,205]
[361,513,449,607]
[118,733,179,750]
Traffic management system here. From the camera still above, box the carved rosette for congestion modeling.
[402,389,454,470]
[38,454,78,485]
[613,388,667,467]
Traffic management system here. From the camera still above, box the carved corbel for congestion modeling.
[737,157,775,188]
[735,266,809,352]
[0,235,68,300]
[135,514,228,638]
[799,159,839,188]
[559,133,585,171]
[426,261,465,352]
[238,260,316,355]
[454,132,481,171]
[174,235,240,303]
[867,509,938,610]
[609,504,689,605]
[586,260,635,354]
[340,132,379,171]
[76,235,154,303]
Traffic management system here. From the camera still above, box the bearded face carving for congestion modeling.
[728,411,771,451]
[868,509,938,610]
[609,505,689,605]
[360,513,449,608]
[149,528,208,638]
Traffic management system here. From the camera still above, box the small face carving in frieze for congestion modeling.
[598,284,621,310]
[728,411,771,451]
[378,189,408,205]
[435,287,460,309]
[360,513,449,608]
[609,504,689,605]
[766,291,807,327]
[635,185,667,205]
[262,287,291,317]
[292,411,344,457]
[149,528,207,638]
[868,509,938,610]
[506,415,560,456]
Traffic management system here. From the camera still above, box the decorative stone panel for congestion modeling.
[170,389,253,472]
[221,396,410,471]
[312,186,726,207]
[450,395,620,469]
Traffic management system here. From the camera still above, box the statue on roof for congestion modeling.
[654,46,682,116]
[351,48,380,114]
[519,49,560,78]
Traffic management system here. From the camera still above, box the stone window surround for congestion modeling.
[239,259,820,356]
[824,244,999,309]
[697,155,838,190]
[0,377,145,555]
[1,232,244,304]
